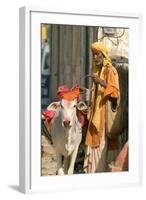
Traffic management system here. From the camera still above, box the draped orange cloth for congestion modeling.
[57,85,80,101]
[85,43,120,147]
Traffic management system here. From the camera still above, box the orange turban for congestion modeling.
[91,42,111,62]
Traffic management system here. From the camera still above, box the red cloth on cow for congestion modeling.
[57,85,81,101]
[42,108,86,127]
[42,110,56,122]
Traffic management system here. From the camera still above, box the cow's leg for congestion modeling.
[56,153,64,175]
[68,145,79,175]
[64,157,69,174]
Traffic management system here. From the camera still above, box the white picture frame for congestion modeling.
[19,6,143,194]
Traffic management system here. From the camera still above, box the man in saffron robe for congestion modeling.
[83,42,120,173]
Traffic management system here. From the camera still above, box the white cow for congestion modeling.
[45,99,87,175]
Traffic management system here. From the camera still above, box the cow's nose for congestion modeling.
[63,120,70,127]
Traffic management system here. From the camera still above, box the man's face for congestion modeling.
[92,50,104,67]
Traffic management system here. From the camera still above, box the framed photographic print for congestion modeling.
[19,7,143,193]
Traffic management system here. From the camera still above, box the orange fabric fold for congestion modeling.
[104,66,120,98]
[57,85,80,101]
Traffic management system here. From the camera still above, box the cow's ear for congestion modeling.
[47,101,60,110]
[77,101,88,112]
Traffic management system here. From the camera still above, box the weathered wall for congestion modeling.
[46,25,128,101]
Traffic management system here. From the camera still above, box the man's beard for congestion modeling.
[95,61,103,68]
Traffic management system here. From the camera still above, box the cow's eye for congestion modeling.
[73,105,76,108]
[60,104,64,109]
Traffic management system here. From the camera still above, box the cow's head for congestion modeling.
[46,99,87,128]
[59,99,76,127]
[60,99,88,128]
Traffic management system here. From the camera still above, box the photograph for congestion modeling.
[41,24,129,176]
